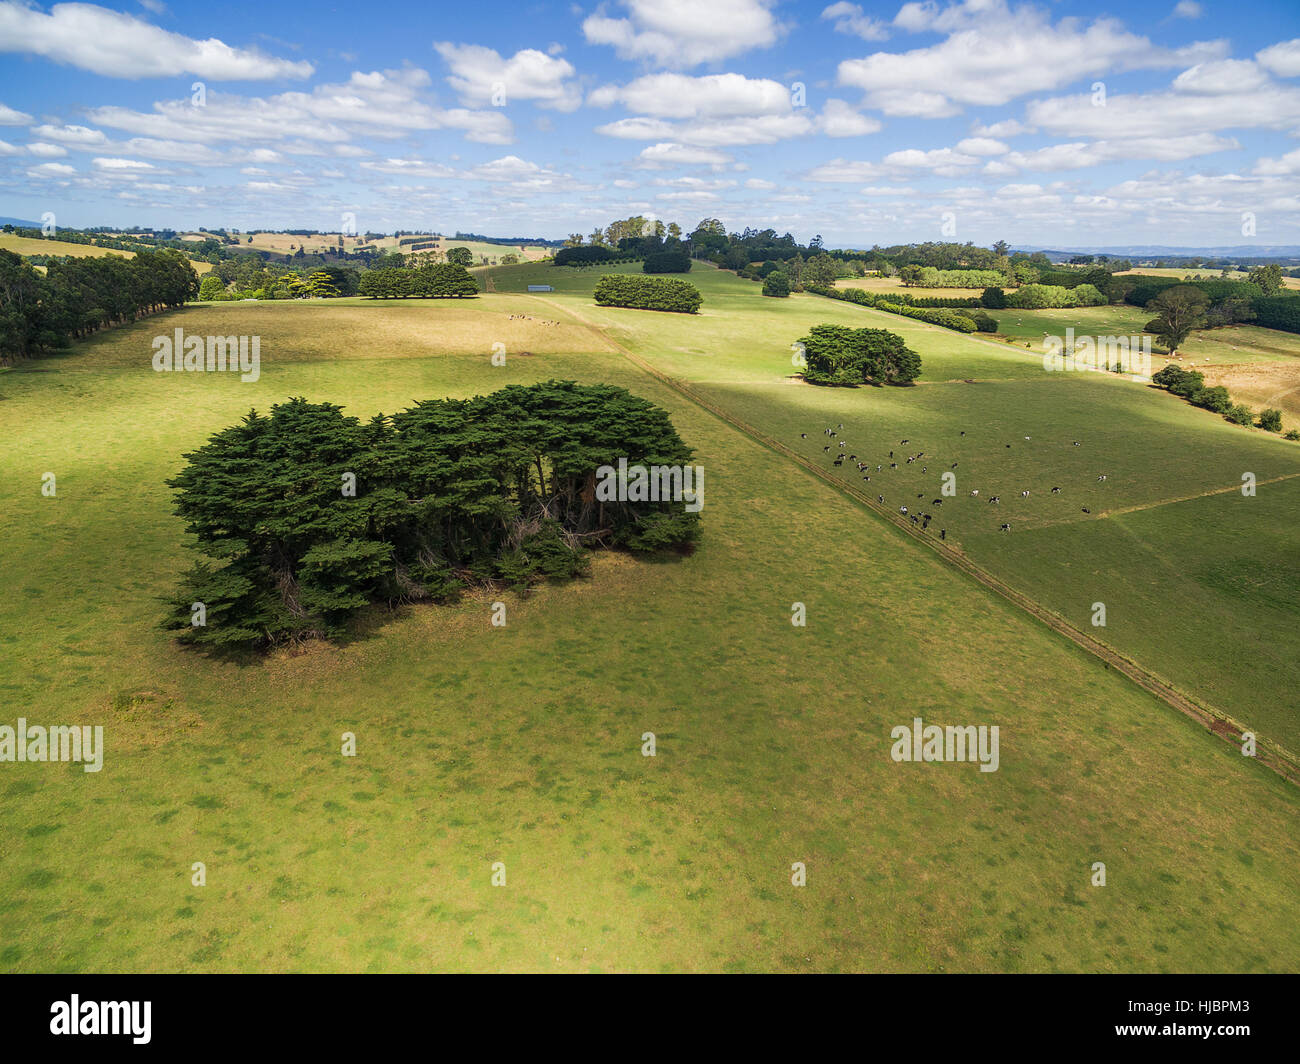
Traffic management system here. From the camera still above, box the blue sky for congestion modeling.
[1,0,1298,246]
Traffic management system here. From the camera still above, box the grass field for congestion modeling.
[0,233,213,274]
[988,304,1300,422]
[3,264,1298,973]
[235,232,552,263]
[1117,267,1300,291]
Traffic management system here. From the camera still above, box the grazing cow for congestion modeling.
[890,463,898,469]
[824,446,830,452]
[801,433,807,439]
[863,475,871,482]
[900,506,908,514]
[1024,436,1031,441]
[1081,507,1091,514]
[1000,523,1010,532]
[940,529,946,540]
[1051,486,1060,494]
[1006,444,1012,448]
[889,451,894,459]
[921,467,927,474]
[951,462,958,469]
[960,431,966,436]
[970,489,979,496]
[901,439,909,444]
[932,499,943,506]
[878,495,884,504]
[916,493,925,499]
[849,455,856,461]
[911,515,919,524]
[834,458,844,466]
[1097,474,1107,482]
[1073,441,1080,446]
[1021,490,1030,498]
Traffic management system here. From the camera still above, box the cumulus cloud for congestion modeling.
[1256,38,1300,79]
[589,73,791,119]
[836,1,1227,117]
[0,1,313,79]
[583,0,784,67]
[821,2,890,41]
[0,102,33,125]
[434,43,581,111]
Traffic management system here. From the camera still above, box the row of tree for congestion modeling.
[357,264,479,299]
[0,248,198,360]
[593,275,702,313]
[165,381,701,649]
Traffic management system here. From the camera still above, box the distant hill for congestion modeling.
[1015,244,1300,260]
[0,216,42,229]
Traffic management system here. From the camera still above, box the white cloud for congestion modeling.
[29,123,108,146]
[805,158,885,182]
[0,1,313,80]
[1172,1,1202,18]
[1027,83,1300,138]
[821,2,890,41]
[997,133,1238,173]
[837,1,1228,117]
[583,0,784,67]
[87,69,514,152]
[1257,39,1300,79]
[92,157,154,170]
[589,73,791,119]
[956,136,1008,156]
[27,162,76,177]
[1172,59,1270,95]
[0,102,33,125]
[434,43,581,111]
[635,142,733,168]
[1254,148,1300,176]
[26,142,68,157]
[818,99,882,137]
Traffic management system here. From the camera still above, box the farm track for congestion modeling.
[535,294,1300,787]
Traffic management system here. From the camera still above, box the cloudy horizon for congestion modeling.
[1,0,1298,246]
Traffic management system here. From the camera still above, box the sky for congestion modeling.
[0,0,1298,247]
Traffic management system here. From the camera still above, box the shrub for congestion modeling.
[762,272,791,298]
[593,274,702,313]
[980,286,1007,309]
[1284,429,1300,440]
[1257,408,1283,432]
[1225,404,1254,426]
[970,311,998,332]
[1190,386,1232,414]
